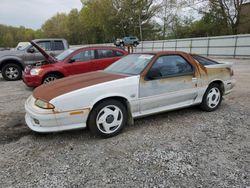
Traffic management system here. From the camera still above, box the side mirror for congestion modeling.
[68,59,75,63]
[27,48,35,53]
[146,69,162,80]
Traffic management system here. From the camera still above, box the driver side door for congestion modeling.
[139,55,199,115]
[63,49,96,75]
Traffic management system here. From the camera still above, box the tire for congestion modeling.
[120,42,124,47]
[2,63,22,81]
[200,83,223,112]
[133,42,137,47]
[88,99,128,138]
[43,73,62,84]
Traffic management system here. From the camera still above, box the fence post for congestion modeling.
[175,40,177,51]
[207,38,210,56]
[233,35,238,58]
[152,41,154,51]
[141,41,143,52]
[190,39,193,53]
[162,40,165,51]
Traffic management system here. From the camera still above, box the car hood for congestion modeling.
[33,71,128,102]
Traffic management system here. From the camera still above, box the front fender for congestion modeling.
[0,55,25,69]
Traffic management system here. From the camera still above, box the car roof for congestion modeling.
[132,51,190,56]
[70,46,127,51]
[33,38,67,41]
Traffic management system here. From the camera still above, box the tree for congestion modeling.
[112,0,161,40]
[158,0,188,39]
[208,0,250,34]
[41,13,68,38]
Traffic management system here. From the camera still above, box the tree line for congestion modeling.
[0,0,249,47]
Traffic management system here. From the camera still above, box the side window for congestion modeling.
[113,50,124,57]
[192,55,218,66]
[54,41,64,50]
[97,50,114,58]
[71,50,95,62]
[37,41,51,51]
[150,55,193,78]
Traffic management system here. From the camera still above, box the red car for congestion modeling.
[23,41,128,87]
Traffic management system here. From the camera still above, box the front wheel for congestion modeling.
[2,63,22,81]
[43,73,62,84]
[88,99,127,138]
[200,83,222,111]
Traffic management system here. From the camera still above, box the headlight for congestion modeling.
[35,99,55,109]
[30,68,42,75]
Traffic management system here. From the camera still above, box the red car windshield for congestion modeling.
[56,49,75,61]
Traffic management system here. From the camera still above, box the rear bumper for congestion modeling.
[224,79,236,95]
[22,73,42,87]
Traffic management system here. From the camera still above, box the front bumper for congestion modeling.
[25,96,89,133]
[22,73,42,87]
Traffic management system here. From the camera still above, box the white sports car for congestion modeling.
[25,51,235,137]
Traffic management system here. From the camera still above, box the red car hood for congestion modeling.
[33,71,128,102]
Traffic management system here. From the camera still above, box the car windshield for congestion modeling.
[105,54,154,75]
[56,49,75,61]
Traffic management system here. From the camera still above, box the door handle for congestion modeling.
[192,77,198,83]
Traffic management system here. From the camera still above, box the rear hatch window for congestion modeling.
[192,55,218,66]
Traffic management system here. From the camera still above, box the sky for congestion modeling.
[0,0,83,30]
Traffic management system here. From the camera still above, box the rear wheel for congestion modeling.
[88,99,127,138]
[43,73,62,84]
[200,83,222,111]
[2,63,22,81]
[133,42,138,47]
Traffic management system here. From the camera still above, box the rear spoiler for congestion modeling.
[205,61,234,68]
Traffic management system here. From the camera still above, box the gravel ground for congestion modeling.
[0,58,249,188]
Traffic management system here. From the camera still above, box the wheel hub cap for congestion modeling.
[106,115,114,124]
[206,87,221,108]
[6,67,19,79]
[96,105,123,134]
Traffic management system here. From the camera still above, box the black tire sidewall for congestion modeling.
[88,99,127,138]
[200,83,223,112]
[43,73,61,84]
[2,63,22,81]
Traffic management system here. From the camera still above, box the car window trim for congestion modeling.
[52,40,64,51]
[144,54,195,81]
[96,49,116,59]
[36,41,52,51]
[69,49,95,63]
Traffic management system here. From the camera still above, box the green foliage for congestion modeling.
[0,0,247,47]
[0,24,40,47]
[41,13,68,38]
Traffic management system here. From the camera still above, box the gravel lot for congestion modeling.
[0,58,249,188]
